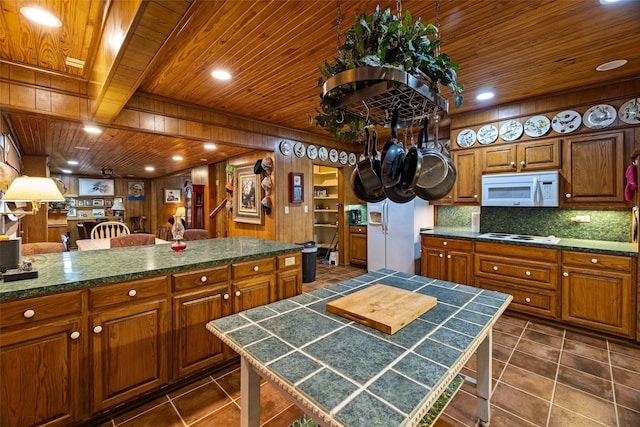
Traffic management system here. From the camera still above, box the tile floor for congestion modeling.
[97,261,640,427]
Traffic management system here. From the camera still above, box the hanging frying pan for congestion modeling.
[416,116,448,190]
[416,114,457,200]
[380,109,405,188]
[400,125,423,192]
[352,128,385,202]
[384,127,416,203]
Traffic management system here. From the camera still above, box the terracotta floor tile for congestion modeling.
[493,320,526,337]
[112,395,169,425]
[556,365,613,401]
[560,352,611,380]
[439,389,481,426]
[553,383,617,426]
[608,342,640,360]
[521,329,563,348]
[515,338,561,362]
[493,330,520,348]
[614,383,640,412]
[491,382,550,426]
[190,401,240,427]
[508,350,559,380]
[610,351,640,372]
[167,376,213,399]
[117,401,184,426]
[434,412,478,427]
[617,405,640,427]
[562,339,609,363]
[498,314,529,328]
[261,404,304,427]
[171,381,233,425]
[489,406,538,426]
[612,366,640,391]
[564,331,608,349]
[547,404,606,427]
[526,321,565,338]
[215,368,242,399]
[492,342,514,362]
[499,364,555,401]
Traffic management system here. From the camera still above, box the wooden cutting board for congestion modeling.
[326,284,437,334]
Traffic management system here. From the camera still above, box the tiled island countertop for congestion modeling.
[421,227,637,257]
[207,269,512,427]
[0,237,302,301]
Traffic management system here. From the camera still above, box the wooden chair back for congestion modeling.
[77,221,98,239]
[157,226,170,241]
[22,242,65,255]
[129,216,146,233]
[183,229,209,241]
[91,221,130,239]
[110,234,155,248]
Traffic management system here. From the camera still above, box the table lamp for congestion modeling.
[112,199,126,220]
[1,176,65,277]
[171,206,187,252]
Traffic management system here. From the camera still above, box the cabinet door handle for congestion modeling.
[525,297,531,303]
[525,271,531,276]
[23,309,35,318]
[200,276,208,283]
[520,161,526,166]
[473,194,478,199]
[223,294,230,300]
[591,258,598,264]
[235,291,241,297]
[70,331,80,340]
[253,266,259,271]
[563,272,569,277]
[93,326,103,334]
[565,193,572,198]
[492,266,498,271]
[439,254,444,258]
[510,161,516,167]
[447,255,451,259]
[128,289,137,297]
[443,241,448,246]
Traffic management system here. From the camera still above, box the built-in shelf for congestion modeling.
[313,165,339,253]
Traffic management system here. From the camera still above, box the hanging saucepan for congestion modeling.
[400,124,423,192]
[380,109,405,188]
[416,115,457,200]
[350,135,370,202]
[384,128,417,203]
[415,116,448,190]
[354,128,386,202]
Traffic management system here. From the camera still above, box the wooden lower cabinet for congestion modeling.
[561,251,636,338]
[421,236,474,286]
[277,253,302,299]
[349,226,367,266]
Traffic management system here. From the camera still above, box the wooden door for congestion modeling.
[519,139,561,171]
[232,275,275,312]
[1,318,83,427]
[452,150,480,204]
[277,269,302,300]
[421,246,446,280]
[446,250,474,286]
[349,232,367,266]
[482,145,517,173]
[90,299,169,412]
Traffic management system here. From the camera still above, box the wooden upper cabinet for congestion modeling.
[482,139,561,173]
[562,131,626,206]
[452,150,481,204]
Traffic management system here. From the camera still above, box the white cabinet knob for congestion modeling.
[510,161,516,167]
[200,276,208,283]
[223,294,229,300]
[525,297,531,303]
[443,241,448,246]
[23,309,35,319]
[70,331,80,340]
[565,193,572,198]
[591,258,598,264]
[439,254,444,258]
[520,161,526,166]
[447,255,451,259]
[525,271,531,276]
[253,266,259,271]
[93,326,103,334]
[492,266,498,271]
[235,291,241,297]
[358,228,362,232]
[128,289,137,297]
[563,272,569,277]
[473,194,478,199]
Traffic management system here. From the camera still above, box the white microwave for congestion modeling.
[481,171,559,207]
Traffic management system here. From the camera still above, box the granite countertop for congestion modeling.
[420,227,638,257]
[0,237,302,302]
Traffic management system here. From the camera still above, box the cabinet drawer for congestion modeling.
[475,241,558,262]
[475,254,558,290]
[89,276,168,309]
[277,252,301,270]
[0,290,83,328]
[478,279,557,319]
[562,251,634,272]
[232,257,275,279]
[422,237,473,251]
[172,265,229,292]
[349,226,367,234]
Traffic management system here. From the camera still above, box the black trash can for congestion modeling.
[300,241,318,283]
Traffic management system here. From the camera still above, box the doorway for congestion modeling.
[312,165,340,262]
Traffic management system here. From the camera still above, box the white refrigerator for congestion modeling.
[367,199,434,274]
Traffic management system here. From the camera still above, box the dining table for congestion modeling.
[207,269,512,427]
[76,237,169,251]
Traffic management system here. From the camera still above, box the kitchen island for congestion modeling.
[0,237,303,426]
[207,269,512,427]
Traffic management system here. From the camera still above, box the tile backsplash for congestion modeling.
[437,206,632,243]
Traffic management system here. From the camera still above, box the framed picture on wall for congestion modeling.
[233,164,262,224]
[67,208,76,217]
[163,188,181,203]
[92,209,105,217]
[92,199,104,206]
[289,172,304,203]
[78,178,115,196]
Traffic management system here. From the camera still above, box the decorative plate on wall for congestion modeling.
[318,146,328,161]
[618,98,640,124]
[456,129,476,148]
[339,151,348,164]
[499,120,523,141]
[348,152,357,166]
[306,145,318,159]
[329,148,339,163]
[294,142,306,157]
[583,104,617,129]
[551,110,581,133]
[524,115,551,137]
[477,125,498,144]
[279,140,292,156]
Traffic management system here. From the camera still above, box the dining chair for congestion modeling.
[22,242,65,255]
[129,216,146,233]
[157,226,170,241]
[91,221,130,239]
[110,233,155,248]
[183,229,209,241]
[77,221,98,239]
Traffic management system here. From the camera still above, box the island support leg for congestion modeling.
[476,330,492,427]
[241,357,261,427]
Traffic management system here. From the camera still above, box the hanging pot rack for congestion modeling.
[321,66,449,129]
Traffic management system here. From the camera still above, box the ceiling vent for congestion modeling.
[65,57,85,69]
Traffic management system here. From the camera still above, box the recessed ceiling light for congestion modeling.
[67,160,78,165]
[145,166,155,171]
[172,156,183,161]
[20,7,62,27]
[476,92,495,101]
[200,158,208,162]
[596,59,627,71]
[599,0,621,4]
[211,70,231,80]
[60,169,72,174]
[83,125,102,134]
[204,143,216,150]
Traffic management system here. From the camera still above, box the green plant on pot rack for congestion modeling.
[313,3,463,142]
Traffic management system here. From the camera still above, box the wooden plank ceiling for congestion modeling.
[1,0,639,178]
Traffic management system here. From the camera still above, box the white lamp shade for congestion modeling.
[175,206,186,217]
[112,200,126,211]
[1,176,65,202]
